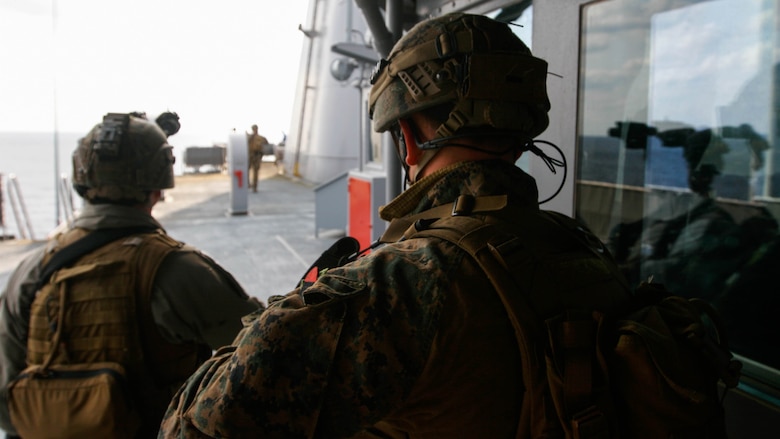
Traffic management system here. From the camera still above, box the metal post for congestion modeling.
[8,174,35,240]
[52,0,61,229]
[384,0,404,202]
[58,173,75,226]
[227,133,249,215]
[0,173,6,239]
[293,0,321,178]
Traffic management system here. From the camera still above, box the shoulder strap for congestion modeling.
[381,195,629,291]
[379,195,508,243]
[35,227,158,292]
[398,198,629,438]
[133,235,211,387]
[410,214,560,438]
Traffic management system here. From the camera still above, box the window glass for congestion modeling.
[487,5,534,171]
[577,0,780,370]
[488,5,533,48]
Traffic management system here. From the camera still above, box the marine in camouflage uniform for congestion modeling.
[247,124,269,192]
[161,160,541,438]
[159,13,609,438]
[0,113,261,438]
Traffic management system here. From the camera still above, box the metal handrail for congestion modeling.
[4,173,36,240]
[58,173,75,227]
[0,173,7,240]
[1,173,79,241]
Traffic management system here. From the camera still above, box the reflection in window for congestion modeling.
[577,0,780,370]
[488,4,533,48]
[486,4,533,171]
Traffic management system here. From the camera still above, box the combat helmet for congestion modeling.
[72,112,178,203]
[369,13,550,141]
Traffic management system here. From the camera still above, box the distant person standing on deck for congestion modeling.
[0,112,262,438]
[247,124,269,193]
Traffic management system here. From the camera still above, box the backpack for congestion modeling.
[379,194,743,438]
[7,227,178,439]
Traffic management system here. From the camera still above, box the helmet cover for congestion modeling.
[72,113,175,202]
[369,13,550,140]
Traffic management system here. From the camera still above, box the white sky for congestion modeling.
[0,0,309,145]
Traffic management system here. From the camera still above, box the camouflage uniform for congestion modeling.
[159,159,542,438]
[248,132,269,192]
[0,202,262,437]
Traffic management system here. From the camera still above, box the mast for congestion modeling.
[52,0,61,229]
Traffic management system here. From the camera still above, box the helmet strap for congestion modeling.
[390,126,413,187]
[435,101,471,138]
[413,149,442,184]
[398,119,444,185]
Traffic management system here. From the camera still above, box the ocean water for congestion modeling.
[0,131,216,240]
[0,131,81,240]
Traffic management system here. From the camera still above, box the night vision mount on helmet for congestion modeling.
[368,13,551,141]
[72,112,178,203]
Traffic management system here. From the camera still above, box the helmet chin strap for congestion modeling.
[412,131,520,184]
[411,130,568,204]
[397,119,444,185]
[409,148,441,184]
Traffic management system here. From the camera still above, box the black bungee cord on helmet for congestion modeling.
[525,139,567,205]
[413,131,568,205]
[300,133,568,286]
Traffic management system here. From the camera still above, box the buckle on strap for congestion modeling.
[452,195,476,216]
[571,406,609,439]
[451,194,509,217]
[379,195,509,242]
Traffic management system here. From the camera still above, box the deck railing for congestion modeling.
[0,173,35,240]
[0,173,77,241]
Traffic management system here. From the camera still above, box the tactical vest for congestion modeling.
[376,195,736,438]
[414,212,627,438]
[26,228,209,434]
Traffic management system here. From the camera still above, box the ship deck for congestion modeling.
[0,164,343,305]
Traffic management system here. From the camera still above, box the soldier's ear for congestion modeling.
[399,119,423,166]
